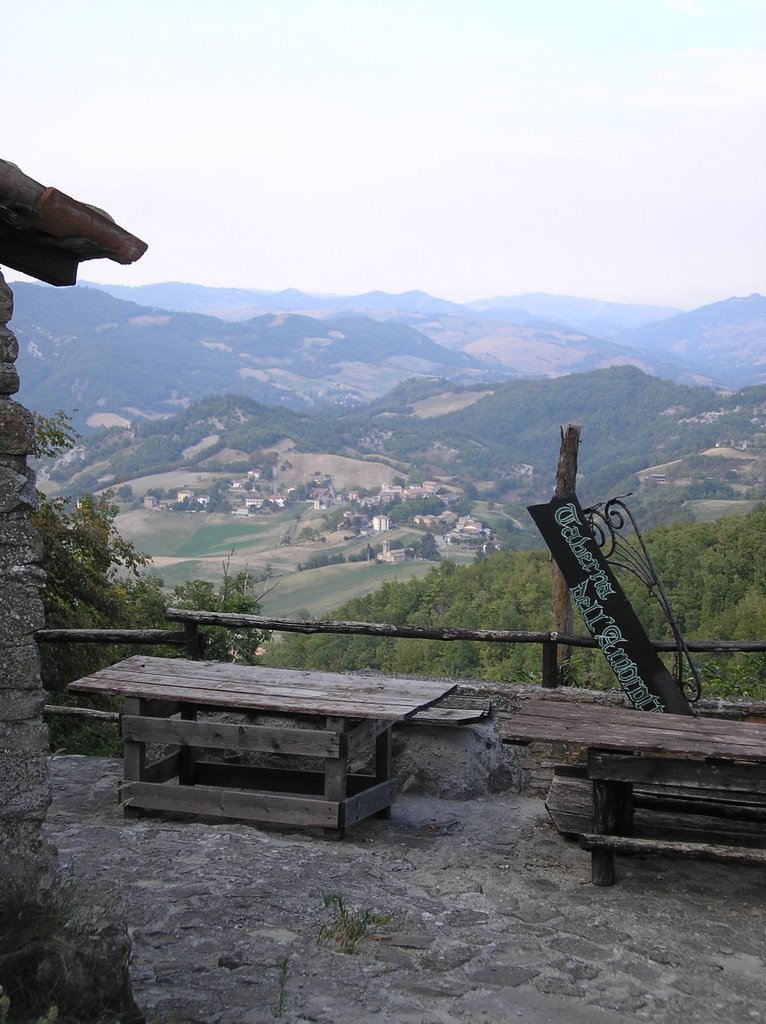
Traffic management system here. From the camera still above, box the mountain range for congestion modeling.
[79,280,682,334]
[11,282,765,431]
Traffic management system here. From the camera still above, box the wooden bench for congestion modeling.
[501,699,766,885]
[68,655,457,837]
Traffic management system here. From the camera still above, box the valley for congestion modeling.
[17,281,766,618]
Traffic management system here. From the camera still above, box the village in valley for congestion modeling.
[139,469,495,564]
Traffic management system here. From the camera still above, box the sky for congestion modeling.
[3,0,765,309]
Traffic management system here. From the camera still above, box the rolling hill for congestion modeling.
[12,283,489,426]
[12,283,764,432]
[40,369,766,527]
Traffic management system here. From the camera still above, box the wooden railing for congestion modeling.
[36,608,766,692]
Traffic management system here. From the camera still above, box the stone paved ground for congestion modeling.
[45,756,766,1024]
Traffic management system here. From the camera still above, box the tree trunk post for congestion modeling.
[551,423,581,685]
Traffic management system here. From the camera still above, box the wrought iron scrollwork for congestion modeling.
[584,496,702,702]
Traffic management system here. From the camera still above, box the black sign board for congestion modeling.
[528,495,690,715]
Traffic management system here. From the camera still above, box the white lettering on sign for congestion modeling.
[558,506,666,713]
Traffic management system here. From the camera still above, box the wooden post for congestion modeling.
[551,423,581,685]
[178,703,198,785]
[591,779,616,885]
[541,641,558,689]
[324,717,348,839]
[121,696,146,818]
[183,621,203,661]
[374,727,393,819]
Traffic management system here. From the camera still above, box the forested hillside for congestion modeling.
[265,506,766,699]
[44,369,766,533]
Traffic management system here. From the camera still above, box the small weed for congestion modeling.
[271,957,289,1018]
[317,892,391,954]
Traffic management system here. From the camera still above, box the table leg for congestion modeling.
[590,777,634,884]
[375,727,393,819]
[122,697,146,818]
[178,702,198,786]
[592,779,616,885]
[324,716,348,839]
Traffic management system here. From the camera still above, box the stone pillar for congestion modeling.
[0,270,57,899]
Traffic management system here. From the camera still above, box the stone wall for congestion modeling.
[0,271,56,898]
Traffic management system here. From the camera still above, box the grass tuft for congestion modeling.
[317,892,391,955]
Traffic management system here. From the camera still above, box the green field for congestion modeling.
[259,559,438,617]
[684,499,760,523]
[116,506,465,616]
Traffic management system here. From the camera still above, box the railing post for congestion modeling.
[183,622,203,661]
[541,641,558,688]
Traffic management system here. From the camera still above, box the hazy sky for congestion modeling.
[3,0,765,308]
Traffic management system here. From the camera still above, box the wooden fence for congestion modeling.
[36,608,766,700]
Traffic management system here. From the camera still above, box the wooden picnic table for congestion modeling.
[69,655,457,836]
[501,699,766,885]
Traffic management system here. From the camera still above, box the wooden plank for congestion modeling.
[113,662,454,710]
[324,717,349,837]
[73,676,417,719]
[500,700,766,762]
[193,762,382,798]
[579,833,766,866]
[69,655,456,718]
[346,718,390,756]
[121,780,341,827]
[122,698,145,781]
[546,773,766,838]
[402,705,491,726]
[122,697,146,818]
[343,780,397,827]
[77,654,457,703]
[120,715,341,757]
[142,750,181,784]
[74,672,443,720]
[592,779,617,885]
[635,792,766,823]
[588,751,766,794]
[509,700,765,742]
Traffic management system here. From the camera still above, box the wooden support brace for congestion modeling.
[580,833,766,868]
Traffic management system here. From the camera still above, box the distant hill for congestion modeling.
[41,369,766,532]
[13,284,488,427]
[465,292,683,336]
[12,283,764,433]
[79,281,471,318]
[615,294,766,389]
[407,313,693,384]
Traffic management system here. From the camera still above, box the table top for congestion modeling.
[501,699,766,763]
[68,655,457,721]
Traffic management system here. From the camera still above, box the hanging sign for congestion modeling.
[528,495,690,715]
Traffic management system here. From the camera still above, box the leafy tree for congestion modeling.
[33,485,154,753]
[169,570,269,663]
[31,412,270,752]
[417,532,440,560]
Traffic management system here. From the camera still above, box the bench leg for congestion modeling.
[590,778,634,885]
[324,717,348,839]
